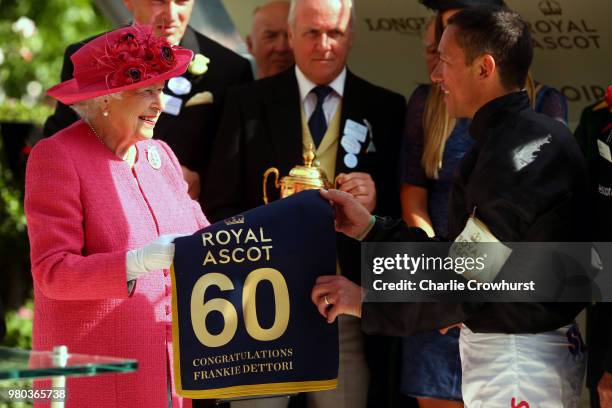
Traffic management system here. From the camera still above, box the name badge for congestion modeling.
[168,76,192,96]
[344,153,358,169]
[343,119,368,143]
[597,139,612,163]
[147,146,162,170]
[162,93,183,116]
[449,213,512,283]
[340,135,361,154]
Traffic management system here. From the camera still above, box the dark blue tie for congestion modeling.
[308,85,334,147]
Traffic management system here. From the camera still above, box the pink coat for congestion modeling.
[25,120,209,407]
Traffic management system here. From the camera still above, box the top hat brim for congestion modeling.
[47,48,193,105]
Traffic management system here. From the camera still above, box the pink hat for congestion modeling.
[47,25,193,105]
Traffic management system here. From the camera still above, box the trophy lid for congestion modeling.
[287,144,330,185]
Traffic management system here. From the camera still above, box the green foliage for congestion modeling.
[0,134,25,237]
[0,298,34,407]
[2,300,33,349]
[0,379,33,408]
[0,1,109,352]
[0,102,52,127]
[0,0,110,245]
[0,0,111,122]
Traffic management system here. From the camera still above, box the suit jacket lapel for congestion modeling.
[180,26,201,54]
[336,69,367,176]
[179,27,209,93]
[266,68,303,174]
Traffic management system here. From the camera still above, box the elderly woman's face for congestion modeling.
[109,82,165,142]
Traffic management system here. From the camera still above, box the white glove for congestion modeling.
[126,233,189,281]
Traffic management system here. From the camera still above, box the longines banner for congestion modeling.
[170,190,338,399]
[222,0,610,129]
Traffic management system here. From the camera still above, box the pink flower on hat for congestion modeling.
[114,32,140,54]
[159,45,176,67]
[110,62,148,87]
[46,25,194,105]
[101,27,177,88]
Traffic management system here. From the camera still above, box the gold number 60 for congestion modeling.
[190,268,290,347]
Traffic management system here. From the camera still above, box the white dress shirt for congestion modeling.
[295,66,346,125]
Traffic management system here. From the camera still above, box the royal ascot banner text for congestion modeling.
[171,191,339,399]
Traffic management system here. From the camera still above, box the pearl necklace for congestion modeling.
[87,123,136,167]
[88,123,105,146]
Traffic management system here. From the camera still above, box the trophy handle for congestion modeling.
[262,167,280,205]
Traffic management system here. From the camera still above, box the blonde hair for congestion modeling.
[421,85,455,179]
[524,71,538,109]
[421,14,455,179]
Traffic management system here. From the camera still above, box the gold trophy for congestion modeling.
[262,144,331,204]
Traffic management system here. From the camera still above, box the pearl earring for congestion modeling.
[103,111,109,117]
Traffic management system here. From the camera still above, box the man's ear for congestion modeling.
[480,54,496,79]
[347,29,355,51]
[246,35,254,54]
[287,27,295,49]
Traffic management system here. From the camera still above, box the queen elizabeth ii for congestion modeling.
[25,25,208,407]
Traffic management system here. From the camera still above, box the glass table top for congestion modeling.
[0,347,137,381]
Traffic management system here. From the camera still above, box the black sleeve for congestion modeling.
[373,93,406,218]
[364,216,432,242]
[361,217,473,335]
[362,302,475,336]
[237,58,254,84]
[361,217,585,336]
[42,44,81,137]
[363,293,583,337]
[573,105,598,163]
[201,86,246,222]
